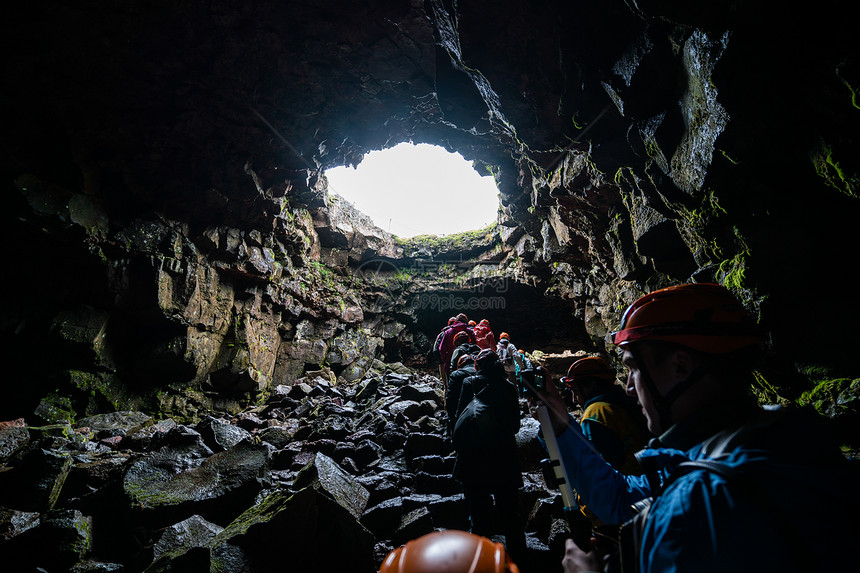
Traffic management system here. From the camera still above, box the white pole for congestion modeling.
[536,403,577,510]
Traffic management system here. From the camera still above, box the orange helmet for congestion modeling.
[456,354,475,369]
[379,530,521,573]
[499,332,510,341]
[563,356,615,386]
[469,320,477,327]
[474,348,500,371]
[453,331,470,346]
[448,317,458,325]
[479,319,490,326]
[609,283,760,354]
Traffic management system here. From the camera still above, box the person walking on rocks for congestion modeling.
[533,283,859,573]
[514,349,534,395]
[432,317,459,382]
[473,318,496,350]
[432,314,474,393]
[446,353,478,438]
[496,332,523,384]
[441,315,474,377]
[449,331,481,373]
[452,348,526,562]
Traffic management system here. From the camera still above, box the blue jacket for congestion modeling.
[556,404,859,572]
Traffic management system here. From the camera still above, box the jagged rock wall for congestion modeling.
[5,170,415,422]
[2,1,859,436]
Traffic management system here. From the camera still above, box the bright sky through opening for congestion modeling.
[324,142,499,238]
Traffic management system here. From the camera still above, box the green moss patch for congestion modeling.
[811,139,859,199]
[798,377,860,421]
[396,223,498,253]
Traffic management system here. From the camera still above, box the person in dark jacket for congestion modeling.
[452,348,526,561]
[446,353,477,437]
[534,284,859,573]
[450,331,481,372]
[439,314,474,381]
[433,315,474,403]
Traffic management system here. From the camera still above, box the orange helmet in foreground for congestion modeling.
[380,530,520,573]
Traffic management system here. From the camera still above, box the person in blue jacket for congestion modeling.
[534,283,858,573]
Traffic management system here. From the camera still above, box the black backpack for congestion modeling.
[452,384,502,453]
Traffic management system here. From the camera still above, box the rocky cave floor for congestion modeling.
[0,358,573,573]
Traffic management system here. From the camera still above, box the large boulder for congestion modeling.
[166,486,377,572]
[0,448,73,512]
[123,440,269,526]
[0,419,29,463]
[76,411,153,440]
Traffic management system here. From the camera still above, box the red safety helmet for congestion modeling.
[562,356,615,387]
[609,283,761,354]
[379,530,521,573]
[479,319,490,326]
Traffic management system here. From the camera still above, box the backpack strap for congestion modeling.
[617,497,652,573]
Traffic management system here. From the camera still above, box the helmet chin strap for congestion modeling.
[629,345,716,432]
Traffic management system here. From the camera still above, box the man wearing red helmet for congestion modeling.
[534,283,857,573]
[561,356,650,475]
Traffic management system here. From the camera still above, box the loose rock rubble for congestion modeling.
[0,365,570,572]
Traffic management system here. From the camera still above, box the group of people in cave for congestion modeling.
[380,285,857,573]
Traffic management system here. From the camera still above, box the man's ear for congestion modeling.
[670,347,695,380]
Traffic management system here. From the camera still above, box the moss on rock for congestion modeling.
[798,377,860,421]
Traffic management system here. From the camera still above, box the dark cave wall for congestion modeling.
[2,1,859,434]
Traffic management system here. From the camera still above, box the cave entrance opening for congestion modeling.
[324,142,499,238]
